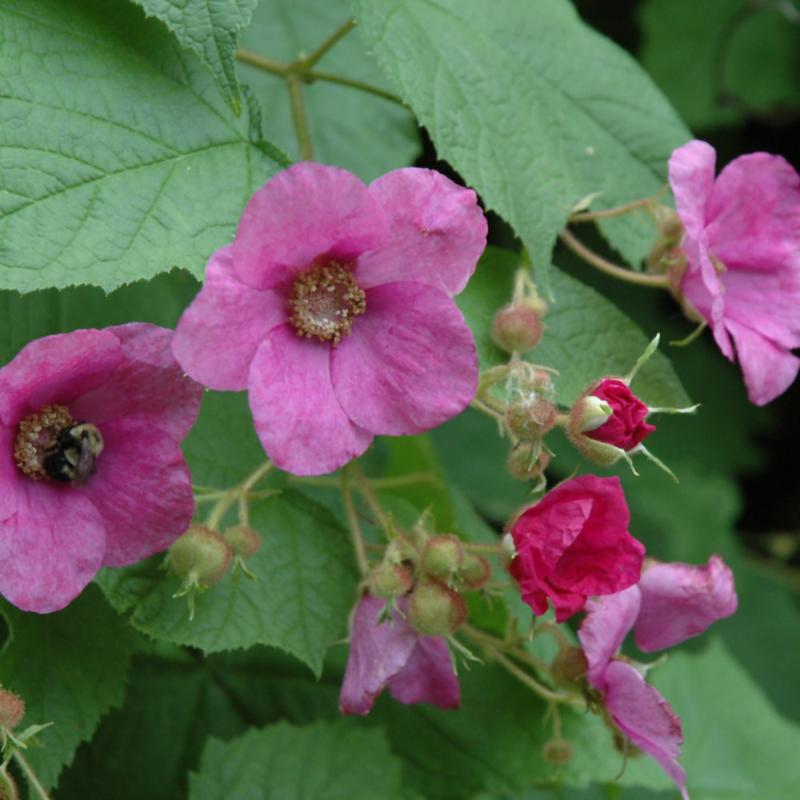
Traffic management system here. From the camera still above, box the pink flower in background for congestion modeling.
[584,379,655,451]
[0,325,202,613]
[339,593,460,715]
[509,475,645,622]
[173,162,487,476]
[669,140,800,405]
[578,555,737,799]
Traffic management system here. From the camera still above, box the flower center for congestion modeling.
[13,404,104,485]
[288,262,366,345]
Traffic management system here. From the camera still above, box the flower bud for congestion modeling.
[224,525,261,559]
[491,303,543,353]
[543,738,573,765]
[571,395,613,434]
[0,688,24,731]
[408,579,467,637]
[506,441,551,481]
[166,525,232,588]
[420,535,464,578]
[368,561,414,599]
[458,552,491,590]
[505,397,557,442]
[645,206,684,275]
[551,646,588,689]
[0,771,19,800]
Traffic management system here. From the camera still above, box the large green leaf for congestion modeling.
[188,720,407,800]
[0,587,140,790]
[352,0,690,284]
[239,0,419,181]
[132,0,258,112]
[97,491,358,675]
[0,0,286,293]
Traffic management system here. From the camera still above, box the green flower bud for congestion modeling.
[543,738,573,765]
[224,525,261,558]
[368,561,414,599]
[505,397,557,442]
[491,302,543,354]
[420,534,464,578]
[408,579,467,637]
[458,552,491,590]
[166,525,232,589]
[506,441,551,481]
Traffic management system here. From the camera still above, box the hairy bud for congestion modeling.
[551,646,588,689]
[505,397,557,442]
[369,561,414,599]
[506,441,551,481]
[491,303,543,353]
[421,535,464,578]
[0,688,24,731]
[543,738,573,765]
[224,525,261,559]
[409,579,467,637]
[458,552,492,590]
[166,525,232,588]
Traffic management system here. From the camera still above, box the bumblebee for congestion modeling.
[42,423,104,485]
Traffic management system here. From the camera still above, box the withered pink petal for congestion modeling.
[339,594,418,716]
[635,555,738,652]
[578,586,641,691]
[232,162,386,290]
[604,661,689,800]
[387,635,460,710]
[81,417,195,567]
[357,168,487,295]
[172,246,287,391]
[248,324,372,476]
[330,281,477,436]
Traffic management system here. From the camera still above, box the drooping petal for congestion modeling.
[233,163,386,290]
[339,594,418,716]
[248,324,372,476]
[72,323,202,438]
[330,282,477,436]
[578,586,641,691]
[0,442,106,613]
[387,635,460,710]
[635,555,738,652]
[356,168,487,295]
[604,661,688,800]
[171,246,288,391]
[80,417,195,567]
[0,330,121,427]
[669,141,716,240]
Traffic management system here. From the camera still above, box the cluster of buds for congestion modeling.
[1,687,52,799]
[166,523,261,618]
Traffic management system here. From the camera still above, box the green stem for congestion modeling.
[300,18,357,69]
[353,465,392,536]
[341,467,369,575]
[14,751,51,800]
[568,186,667,222]
[306,69,404,105]
[235,48,288,77]
[286,75,314,160]
[206,462,273,529]
[558,229,670,289]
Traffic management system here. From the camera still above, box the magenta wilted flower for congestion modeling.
[172,162,487,476]
[669,140,800,405]
[339,593,460,715]
[0,325,202,613]
[578,555,737,798]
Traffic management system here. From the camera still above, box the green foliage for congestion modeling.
[132,0,258,112]
[0,587,140,789]
[98,491,358,674]
[188,720,407,799]
[0,0,285,293]
[352,0,689,286]
[239,0,419,180]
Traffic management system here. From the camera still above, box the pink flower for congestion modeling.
[584,379,655,451]
[578,555,737,798]
[508,475,645,622]
[669,140,800,405]
[0,325,202,613]
[339,593,460,715]
[172,163,487,476]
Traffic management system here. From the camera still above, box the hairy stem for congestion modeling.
[568,186,667,222]
[234,48,288,76]
[14,752,51,800]
[341,467,369,575]
[286,75,314,160]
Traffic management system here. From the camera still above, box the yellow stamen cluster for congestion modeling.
[13,404,74,480]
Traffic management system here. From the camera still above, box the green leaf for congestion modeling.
[239,0,419,181]
[189,720,407,800]
[0,0,286,293]
[131,0,258,113]
[352,0,690,285]
[97,490,358,675]
[0,587,140,789]
[458,247,690,407]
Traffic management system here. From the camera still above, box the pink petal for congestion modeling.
[72,323,202,438]
[330,282,477,436]
[172,246,288,391]
[387,634,460,710]
[706,152,800,274]
[232,163,386,291]
[356,168,487,295]
[669,140,716,240]
[339,594,418,716]
[0,432,106,613]
[0,330,122,427]
[604,661,688,800]
[635,555,738,652]
[578,586,641,691]
[80,417,195,567]
[248,324,372,476]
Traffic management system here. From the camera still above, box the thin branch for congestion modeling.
[235,48,288,77]
[301,18,357,69]
[14,751,51,800]
[286,75,314,160]
[341,468,369,575]
[568,186,668,222]
[306,69,405,105]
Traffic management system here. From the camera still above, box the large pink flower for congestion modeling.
[669,140,800,405]
[339,593,460,715]
[578,555,737,799]
[172,163,487,476]
[0,325,202,613]
[508,475,645,622]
